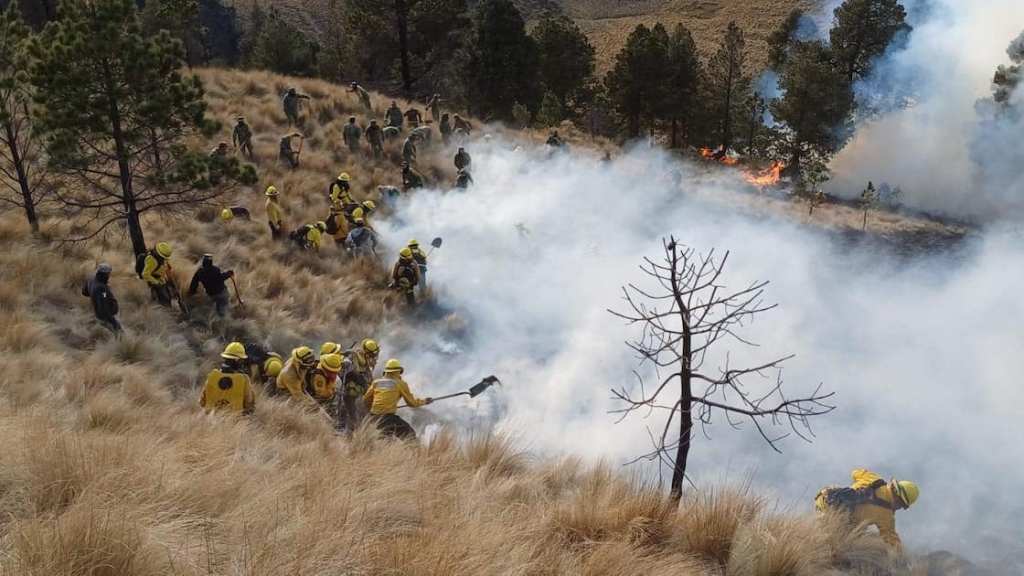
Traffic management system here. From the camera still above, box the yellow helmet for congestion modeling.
[319,353,344,373]
[408,239,419,248]
[352,207,365,220]
[265,186,279,197]
[263,355,283,378]
[220,208,233,222]
[292,346,316,368]
[315,221,327,232]
[399,247,413,259]
[361,200,376,212]
[320,341,342,355]
[384,358,403,374]
[894,480,919,508]
[221,341,247,361]
[156,242,172,258]
[362,338,379,354]
[338,172,351,182]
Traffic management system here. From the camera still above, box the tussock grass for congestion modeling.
[0,66,911,576]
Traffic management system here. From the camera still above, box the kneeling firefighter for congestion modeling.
[363,358,432,439]
[276,346,318,402]
[815,468,920,553]
[199,342,256,415]
[305,352,344,416]
[337,338,379,432]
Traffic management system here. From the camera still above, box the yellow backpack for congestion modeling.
[202,369,249,413]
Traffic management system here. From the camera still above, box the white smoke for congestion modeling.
[828,0,1024,220]
[375,140,1024,566]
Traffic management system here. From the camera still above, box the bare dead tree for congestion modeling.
[609,237,835,501]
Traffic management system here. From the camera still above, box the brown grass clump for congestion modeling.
[0,66,911,576]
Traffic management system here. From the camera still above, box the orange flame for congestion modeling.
[744,162,784,187]
[699,147,739,165]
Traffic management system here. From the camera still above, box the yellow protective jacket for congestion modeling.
[848,469,903,551]
[364,375,425,415]
[277,358,314,404]
[306,226,323,250]
[330,182,354,207]
[305,369,338,402]
[266,198,284,228]
[142,253,170,286]
[199,368,255,414]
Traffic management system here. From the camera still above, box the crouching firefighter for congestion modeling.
[305,353,344,417]
[199,342,256,415]
[243,343,283,393]
[363,358,432,440]
[390,248,420,307]
[336,338,380,433]
[815,468,920,553]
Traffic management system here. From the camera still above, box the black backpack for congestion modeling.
[821,479,887,511]
[135,249,162,279]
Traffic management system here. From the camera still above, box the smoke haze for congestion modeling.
[828,0,1024,220]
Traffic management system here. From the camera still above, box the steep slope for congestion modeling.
[0,67,961,575]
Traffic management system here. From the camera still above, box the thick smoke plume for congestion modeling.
[828,0,1024,220]
[374,138,1023,566]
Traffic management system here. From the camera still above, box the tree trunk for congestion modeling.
[3,120,39,234]
[395,0,412,95]
[670,314,693,502]
[104,61,147,257]
[671,118,679,149]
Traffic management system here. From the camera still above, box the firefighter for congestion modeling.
[402,162,423,191]
[232,117,254,159]
[290,222,326,251]
[337,338,379,433]
[454,147,471,171]
[243,342,283,392]
[282,87,310,125]
[82,263,121,333]
[455,168,473,189]
[276,346,318,402]
[408,239,428,287]
[546,130,564,148]
[363,358,432,439]
[427,93,442,123]
[440,113,452,146]
[305,353,344,415]
[345,218,378,257]
[199,342,255,415]
[366,119,384,159]
[279,132,303,169]
[386,101,403,129]
[815,469,920,553]
[220,206,251,222]
[390,248,420,307]
[402,134,418,165]
[453,114,472,134]
[187,254,234,317]
[140,242,174,307]
[404,107,423,128]
[210,141,230,159]
[265,186,285,240]
[342,116,362,155]
[350,81,372,111]
[329,172,355,207]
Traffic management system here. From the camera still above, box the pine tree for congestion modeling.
[767,9,805,71]
[704,21,751,152]
[466,0,540,121]
[663,23,701,148]
[139,0,206,66]
[535,91,563,127]
[31,0,255,257]
[246,5,318,76]
[829,0,910,84]
[770,41,853,182]
[0,5,48,233]
[604,23,670,139]
[531,15,595,117]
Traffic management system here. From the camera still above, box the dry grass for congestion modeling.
[0,66,913,576]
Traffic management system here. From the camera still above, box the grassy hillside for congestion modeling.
[0,67,959,575]
[560,0,817,72]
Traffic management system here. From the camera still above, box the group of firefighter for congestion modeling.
[84,81,925,558]
[199,338,432,440]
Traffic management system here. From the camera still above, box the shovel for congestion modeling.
[426,236,443,256]
[230,276,246,309]
[400,375,501,409]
